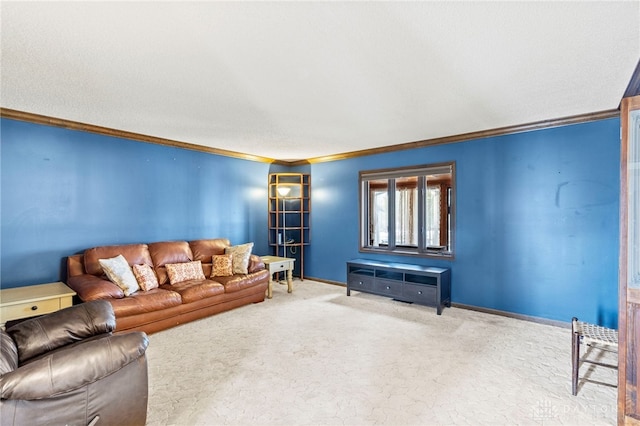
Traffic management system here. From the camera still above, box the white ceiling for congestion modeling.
[1,1,639,162]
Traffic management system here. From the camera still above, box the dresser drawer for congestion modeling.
[374,279,403,298]
[402,283,436,305]
[268,261,292,272]
[1,298,61,322]
[348,274,375,292]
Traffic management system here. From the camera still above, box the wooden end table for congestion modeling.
[1,282,76,328]
[261,256,295,299]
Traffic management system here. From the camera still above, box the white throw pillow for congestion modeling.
[225,242,254,274]
[99,254,140,296]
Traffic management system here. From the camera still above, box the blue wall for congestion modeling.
[0,116,621,327]
[1,118,270,288]
[307,118,620,327]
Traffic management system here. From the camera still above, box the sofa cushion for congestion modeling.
[108,288,182,318]
[149,241,193,285]
[166,261,205,284]
[99,255,140,296]
[213,269,269,293]
[225,242,254,274]
[189,238,231,262]
[133,264,159,291]
[84,244,152,277]
[161,280,225,304]
[211,254,233,277]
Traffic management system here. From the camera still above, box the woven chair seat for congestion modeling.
[571,317,618,396]
[575,320,618,347]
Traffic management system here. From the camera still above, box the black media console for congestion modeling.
[346,259,451,315]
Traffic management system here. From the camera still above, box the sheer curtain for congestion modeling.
[372,189,388,246]
[395,187,417,246]
[425,186,441,246]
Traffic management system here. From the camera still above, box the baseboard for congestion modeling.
[451,302,570,329]
[304,276,346,287]
[307,277,570,329]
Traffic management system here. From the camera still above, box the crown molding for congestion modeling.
[1,107,619,166]
[0,108,276,164]
[304,109,620,164]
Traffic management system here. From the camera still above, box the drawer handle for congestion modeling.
[386,286,390,290]
[31,305,38,311]
[418,291,422,295]
[359,281,363,285]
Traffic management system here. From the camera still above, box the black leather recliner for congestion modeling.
[0,300,149,426]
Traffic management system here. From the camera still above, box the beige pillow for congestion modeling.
[165,260,205,284]
[225,242,254,274]
[211,254,233,277]
[133,263,159,291]
[99,254,139,296]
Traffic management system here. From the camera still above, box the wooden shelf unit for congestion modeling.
[268,173,310,279]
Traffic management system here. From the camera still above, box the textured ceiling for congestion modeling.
[1,1,639,162]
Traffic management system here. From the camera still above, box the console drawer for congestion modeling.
[402,283,436,305]
[348,274,375,292]
[374,279,403,298]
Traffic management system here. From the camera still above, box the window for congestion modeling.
[360,162,454,258]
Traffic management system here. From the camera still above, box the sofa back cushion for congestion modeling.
[148,241,193,285]
[84,244,152,277]
[189,239,231,278]
[189,239,231,262]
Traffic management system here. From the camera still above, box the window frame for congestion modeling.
[359,161,455,259]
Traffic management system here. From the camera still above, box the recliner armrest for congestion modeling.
[0,331,148,400]
[6,300,116,363]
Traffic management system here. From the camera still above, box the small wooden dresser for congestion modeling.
[1,282,76,328]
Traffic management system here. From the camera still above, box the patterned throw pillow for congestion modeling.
[133,263,159,291]
[211,254,234,277]
[98,254,140,296]
[225,242,254,274]
[165,260,205,284]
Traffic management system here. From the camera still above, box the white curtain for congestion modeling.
[425,186,441,246]
[395,188,417,246]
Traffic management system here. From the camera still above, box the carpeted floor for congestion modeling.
[145,280,617,425]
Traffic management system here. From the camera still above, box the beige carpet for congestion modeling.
[145,280,617,425]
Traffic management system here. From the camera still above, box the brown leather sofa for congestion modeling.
[0,300,149,426]
[66,238,269,334]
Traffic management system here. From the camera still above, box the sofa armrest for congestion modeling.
[248,254,265,274]
[67,274,125,301]
[6,300,116,363]
[0,332,148,400]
